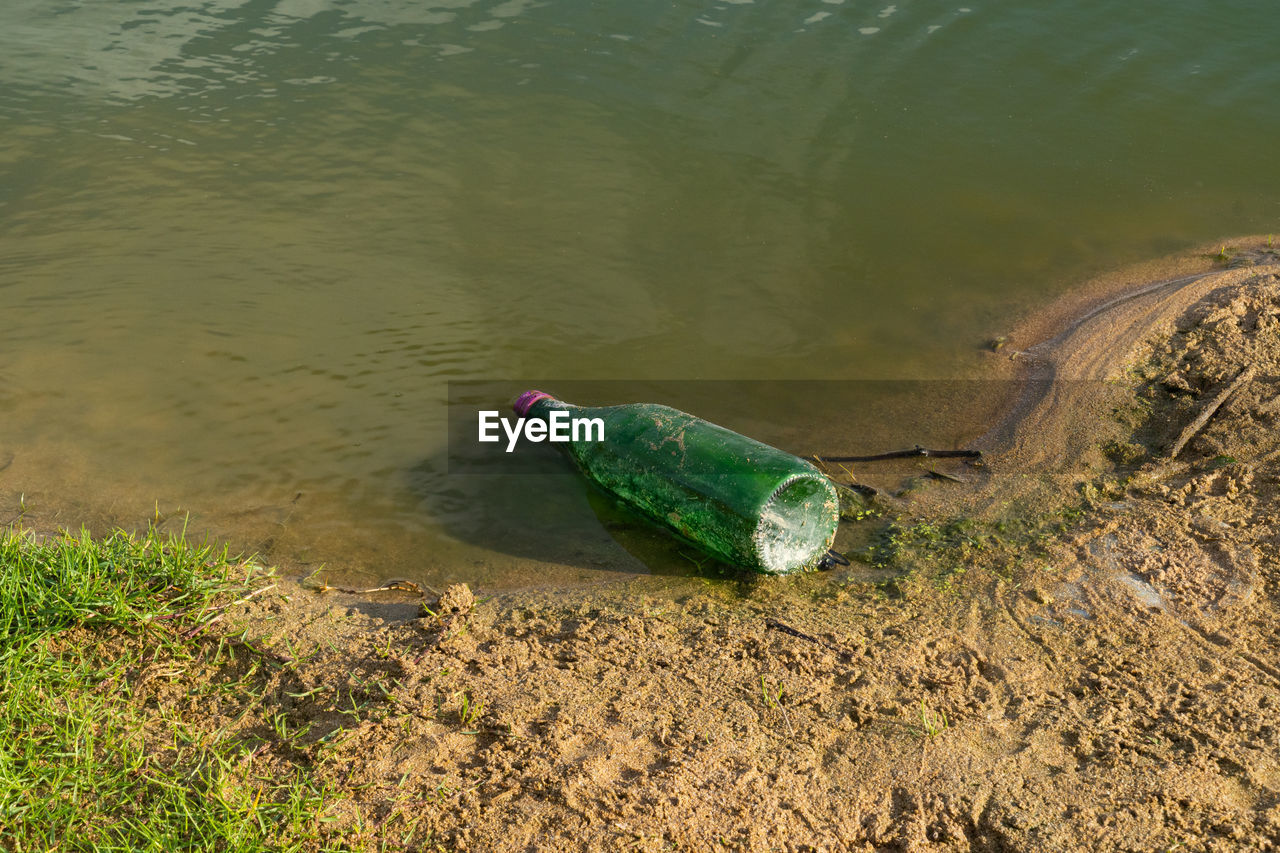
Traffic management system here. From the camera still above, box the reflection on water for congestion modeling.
[1,0,1278,587]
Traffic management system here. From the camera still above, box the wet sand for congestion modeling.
[14,240,1280,849]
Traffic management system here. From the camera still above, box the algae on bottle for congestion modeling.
[514,390,839,575]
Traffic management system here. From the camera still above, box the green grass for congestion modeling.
[758,676,784,710]
[0,527,337,852]
[455,691,485,733]
[1210,244,1237,264]
[914,699,949,739]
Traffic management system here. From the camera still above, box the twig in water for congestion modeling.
[810,458,880,497]
[816,445,982,463]
[1168,365,1256,459]
[838,481,879,498]
[314,579,426,596]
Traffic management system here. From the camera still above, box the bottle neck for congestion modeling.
[513,390,574,420]
[527,397,572,420]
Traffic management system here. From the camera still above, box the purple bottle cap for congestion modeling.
[513,389,556,417]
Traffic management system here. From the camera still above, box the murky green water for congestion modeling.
[2,0,1278,587]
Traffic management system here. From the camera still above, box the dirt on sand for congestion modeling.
[70,242,1280,849]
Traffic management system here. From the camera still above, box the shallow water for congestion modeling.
[2,0,1278,587]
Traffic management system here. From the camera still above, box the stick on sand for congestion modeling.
[1168,365,1256,459]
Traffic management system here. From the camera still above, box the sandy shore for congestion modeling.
[18,240,1280,850]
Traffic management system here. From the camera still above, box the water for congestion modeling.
[2,0,1278,588]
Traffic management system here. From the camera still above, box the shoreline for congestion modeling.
[6,241,1280,850]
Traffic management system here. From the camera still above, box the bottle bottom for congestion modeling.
[753,474,840,574]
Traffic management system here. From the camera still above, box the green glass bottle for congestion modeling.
[513,390,839,575]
